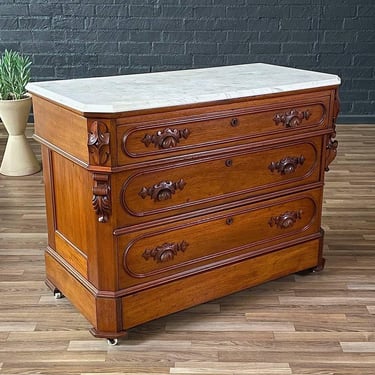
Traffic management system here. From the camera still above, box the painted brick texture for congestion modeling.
[0,0,374,122]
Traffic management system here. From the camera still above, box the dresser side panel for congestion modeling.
[32,95,89,164]
[51,152,94,256]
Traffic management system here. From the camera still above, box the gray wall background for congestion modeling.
[1,0,374,123]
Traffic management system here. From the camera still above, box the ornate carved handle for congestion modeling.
[268,210,303,229]
[141,128,191,149]
[273,109,311,128]
[268,155,305,175]
[143,240,189,263]
[138,179,186,202]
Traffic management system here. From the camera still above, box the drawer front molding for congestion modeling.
[120,189,320,283]
[119,96,329,163]
[119,138,320,220]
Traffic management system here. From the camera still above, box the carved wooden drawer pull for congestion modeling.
[273,109,311,128]
[268,210,303,229]
[143,240,189,263]
[141,128,191,149]
[268,155,305,175]
[138,179,186,202]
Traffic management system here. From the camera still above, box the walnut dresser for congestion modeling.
[27,63,341,344]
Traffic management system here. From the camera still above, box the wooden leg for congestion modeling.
[312,257,326,272]
[297,229,325,274]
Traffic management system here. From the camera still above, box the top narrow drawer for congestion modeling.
[117,92,331,165]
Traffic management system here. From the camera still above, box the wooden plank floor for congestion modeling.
[0,124,374,375]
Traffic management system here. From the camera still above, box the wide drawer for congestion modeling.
[122,238,321,329]
[118,92,330,165]
[116,136,323,225]
[117,187,322,291]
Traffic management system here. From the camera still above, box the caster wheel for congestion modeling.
[107,338,118,346]
[54,291,64,299]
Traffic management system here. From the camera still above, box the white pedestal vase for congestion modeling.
[0,95,41,176]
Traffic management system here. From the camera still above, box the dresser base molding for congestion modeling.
[44,235,323,339]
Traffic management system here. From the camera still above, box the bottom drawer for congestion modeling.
[118,187,323,290]
[122,237,322,329]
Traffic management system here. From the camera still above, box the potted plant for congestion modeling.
[0,49,40,176]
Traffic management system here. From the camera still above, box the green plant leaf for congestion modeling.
[0,49,32,100]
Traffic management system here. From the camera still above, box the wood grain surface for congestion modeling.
[0,124,374,375]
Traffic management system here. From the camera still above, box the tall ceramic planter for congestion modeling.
[0,95,41,176]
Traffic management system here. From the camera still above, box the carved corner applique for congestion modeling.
[325,92,340,172]
[92,173,111,223]
[88,121,111,166]
[325,133,338,172]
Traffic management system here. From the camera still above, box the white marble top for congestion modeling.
[26,63,340,114]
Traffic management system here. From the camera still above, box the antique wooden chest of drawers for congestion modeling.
[27,63,340,343]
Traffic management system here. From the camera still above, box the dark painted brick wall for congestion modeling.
[1,0,374,122]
